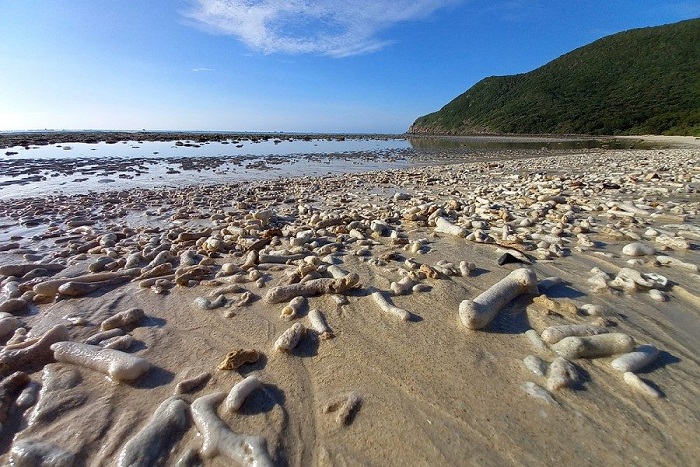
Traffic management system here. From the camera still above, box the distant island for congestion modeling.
[409,18,700,137]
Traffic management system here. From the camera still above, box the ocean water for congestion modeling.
[0,138,413,199]
[0,135,664,199]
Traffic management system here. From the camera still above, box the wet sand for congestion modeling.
[0,145,699,465]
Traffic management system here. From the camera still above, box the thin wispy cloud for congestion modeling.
[192,67,214,72]
[186,0,459,57]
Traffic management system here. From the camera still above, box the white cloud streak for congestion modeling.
[185,0,458,57]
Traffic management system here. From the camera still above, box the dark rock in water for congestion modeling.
[5,151,18,156]
[498,253,528,265]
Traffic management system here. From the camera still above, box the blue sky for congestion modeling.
[1,0,698,133]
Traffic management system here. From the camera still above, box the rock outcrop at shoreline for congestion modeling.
[0,146,698,465]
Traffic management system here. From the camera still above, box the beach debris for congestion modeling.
[390,276,417,296]
[100,307,145,331]
[191,392,273,466]
[218,349,260,370]
[622,242,656,256]
[0,371,30,423]
[520,382,556,405]
[57,276,131,297]
[579,303,604,316]
[9,438,75,467]
[175,265,213,286]
[537,278,566,296]
[32,269,141,298]
[0,315,21,337]
[225,374,262,412]
[264,274,359,304]
[552,333,635,359]
[308,309,334,339]
[459,268,538,330]
[175,372,211,394]
[0,325,69,377]
[0,263,65,277]
[655,234,690,250]
[434,216,466,237]
[101,334,134,351]
[459,261,476,277]
[497,250,531,266]
[648,289,668,302]
[323,391,362,425]
[194,294,228,310]
[135,263,173,281]
[656,255,698,273]
[138,275,175,292]
[1,137,699,464]
[670,284,700,308]
[419,263,439,279]
[241,251,258,270]
[531,295,578,316]
[209,284,245,296]
[15,382,38,411]
[623,372,661,398]
[229,291,254,311]
[523,355,548,377]
[525,329,549,352]
[609,268,664,293]
[7,328,28,346]
[371,289,411,321]
[84,328,124,345]
[541,324,609,344]
[588,269,612,293]
[274,323,306,352]
[51,342,150,382]
[0,298,29,315]
[547,357,580,391]
[118,396,189,467]
[88,256,115,273]
[125,252,143,269]
[280,296,305,320]
[433,260,461,277]
[611,344,660,373]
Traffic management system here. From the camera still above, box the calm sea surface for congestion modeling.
[0,135,662,199]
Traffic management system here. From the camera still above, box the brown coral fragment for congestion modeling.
[532,295,578,315]
[419,264,439,279]
[218,349,260,371]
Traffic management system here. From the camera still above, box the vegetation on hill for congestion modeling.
[409,19,700,136]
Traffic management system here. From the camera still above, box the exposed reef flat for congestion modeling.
[0,147,698,465]
[0,131,403,149]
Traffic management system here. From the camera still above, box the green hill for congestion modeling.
[409,18,700,136]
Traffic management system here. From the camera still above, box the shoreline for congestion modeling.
[4,130,699,150]
[0,147,699,465]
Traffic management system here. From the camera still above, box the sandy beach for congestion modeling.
[0,143,699,466]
